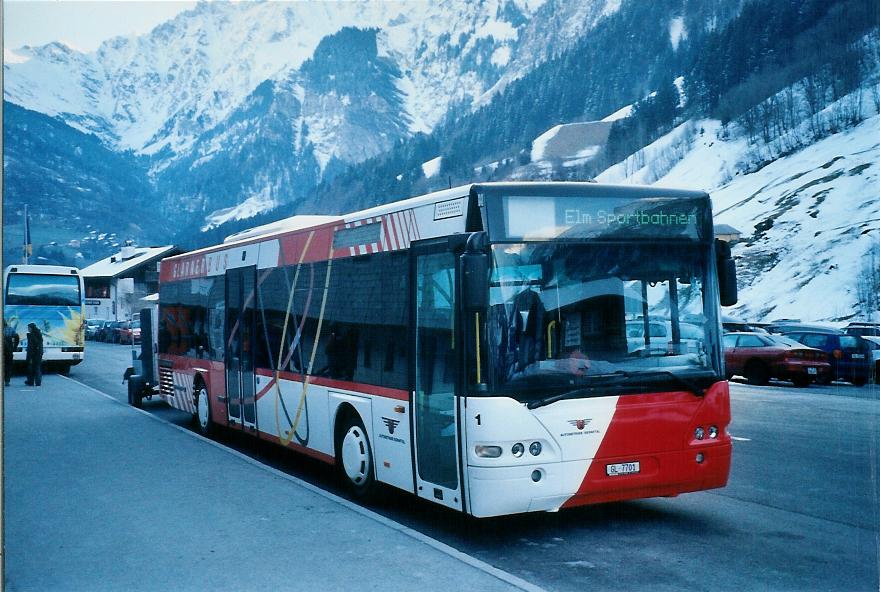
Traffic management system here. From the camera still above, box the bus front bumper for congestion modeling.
[467,442,732,518]
[13,350,84,364]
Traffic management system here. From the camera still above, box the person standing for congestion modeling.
[24,323,43,387]
[3,320,20,386]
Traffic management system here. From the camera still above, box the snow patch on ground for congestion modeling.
[531,125,562,162]
[673,75,686,107]
[422,156,443,179]
[474,19,518,42]
[669,17,686,50]
[4,48,30,64]
[602,0,622,17]
[491,46,512,68]
[393,72,431,134]
[602,103,633,122]
[564,146,601,167]
[202,192,277,231]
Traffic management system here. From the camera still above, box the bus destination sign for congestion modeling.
[499,194,707,241]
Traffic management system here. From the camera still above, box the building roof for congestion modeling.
[714,224,742,236]
[80,246,177,279]
[532,121,613,163]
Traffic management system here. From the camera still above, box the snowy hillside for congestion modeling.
[598,99,880,323]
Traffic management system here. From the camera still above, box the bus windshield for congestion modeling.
[484,241,721,400]
[5,273,81,307]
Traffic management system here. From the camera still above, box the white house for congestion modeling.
[80,245,178,320]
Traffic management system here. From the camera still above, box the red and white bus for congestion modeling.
[149,182,737,517]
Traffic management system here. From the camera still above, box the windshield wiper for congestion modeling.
[526,370,709,410]
[526,372,631,409]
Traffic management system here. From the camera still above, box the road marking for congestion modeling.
[730,436,751,442]
[58,375,548,592]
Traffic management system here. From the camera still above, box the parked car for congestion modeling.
[723,332,830,387]
[99,320,125,343]
[844,322,880,337]
[861,336,880,383]
[626,320,704,355]
[782,331,873,386]
[722,321,768,333]
[96,320,114,342]
[111,320,130,344]
[85,319,105,341]
[765,321,842,335]
[118,320,141,345]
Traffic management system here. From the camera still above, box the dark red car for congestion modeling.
[118,320,141,345]
[723,332,830,387]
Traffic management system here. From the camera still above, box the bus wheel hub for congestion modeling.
[341,427,369,484]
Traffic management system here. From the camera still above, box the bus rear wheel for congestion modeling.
[336,415,377,500]
[195,385,215,438]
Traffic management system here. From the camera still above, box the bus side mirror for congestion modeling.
[716,239,738,306]
[462,233,489,312]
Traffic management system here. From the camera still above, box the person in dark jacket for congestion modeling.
[25,323,43,387]
[3,320,20,386]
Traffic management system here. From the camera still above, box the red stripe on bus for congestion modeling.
[390,212,403,248]
[410,209,421,240]
[253,367,409,401]
[383,215,396,250]
[259,433,336,465]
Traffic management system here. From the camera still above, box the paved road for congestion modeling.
[4,374,531,592]
[50,342,880,590]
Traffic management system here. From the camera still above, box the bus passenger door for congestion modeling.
[412,247,464,511]
[225,266,257,430]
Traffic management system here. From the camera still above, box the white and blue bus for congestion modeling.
[3,264,86,374]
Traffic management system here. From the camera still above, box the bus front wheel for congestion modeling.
[336,414,378,500]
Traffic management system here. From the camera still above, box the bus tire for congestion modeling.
[195,385,215,438]
[57,363,71,376]
[128,375,144,408]
[744,360,769,386]
[336,414,378,500]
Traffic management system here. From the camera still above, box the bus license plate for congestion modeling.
[807,367,817,375]
[606,461,640,476]
[851,354,865,359]
[73,354,81,360]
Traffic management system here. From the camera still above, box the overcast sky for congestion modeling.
[4,1,196,52]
